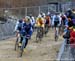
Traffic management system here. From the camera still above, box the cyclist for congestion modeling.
[29,14,35,31]
[36,14,45,38]
[45,14,50,27]
[45,14,51,35]
[14,19,23,46]
[52,12,61,36]
[61,13,68,33]
[20,16,32,49]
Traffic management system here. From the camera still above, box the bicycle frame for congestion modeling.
[14,33,21,51]
[20,35,29,57]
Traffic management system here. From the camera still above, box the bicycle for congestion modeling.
[14,33,21,51]
[19,34,30,57]
[44,24,49,36]
[36,27,43,42]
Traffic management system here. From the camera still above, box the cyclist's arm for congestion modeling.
[65,20,68,28]
[32,17,35,24]
[14,21,19,32]
[49,17,51,26]
[52,15,55,26]
[58,16,62,26]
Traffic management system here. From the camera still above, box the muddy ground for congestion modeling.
[0,29,63,61]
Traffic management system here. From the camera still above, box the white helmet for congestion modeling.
[38,14,42,18]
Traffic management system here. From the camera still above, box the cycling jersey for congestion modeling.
[36,17,45,28]
[52,15,61,27]
[45,16,50,25]
[21,22,32,37]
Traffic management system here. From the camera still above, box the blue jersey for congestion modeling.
[21,23,32,36]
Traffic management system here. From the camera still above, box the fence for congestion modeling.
[0,2,75,39]
[0,20,16,40]
[0,2,75,18]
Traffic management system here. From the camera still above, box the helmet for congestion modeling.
[29,14,32,18]
[25,16,30,22]
[38,14,42,18]
[38,17,42,20]
[19,19,22,23]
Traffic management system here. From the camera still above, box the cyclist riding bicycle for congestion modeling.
[45,14,50,34]
[14,19,23,46]
[61,14,67,26]
[20,16,32,49]
[45,14,50,27]
[36,14,45,38]
[60,14,68,33]
[52,13,61,41]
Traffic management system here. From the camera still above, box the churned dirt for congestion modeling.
[0,29,63,61]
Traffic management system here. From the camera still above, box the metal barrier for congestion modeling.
[0,20,16,40]
[57,39,75,61]
[57,39,66,61]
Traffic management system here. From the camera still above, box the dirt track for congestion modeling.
[0,29,63,61]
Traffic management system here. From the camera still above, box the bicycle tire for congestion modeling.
[14,37,19,51]
[19,37,26,57]
[55,35,58,41]
[55,29,58,41]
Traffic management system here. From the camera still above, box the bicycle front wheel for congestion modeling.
[19,37,26,57]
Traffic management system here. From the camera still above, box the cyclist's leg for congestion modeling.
[42,27,44,37]
[24,38,28,48]
[19,35,23,46]
[20,36,23,43]
[36,27,39,37]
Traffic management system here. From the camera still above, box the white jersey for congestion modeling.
[30,16,35,26]
[52,15,61,26]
